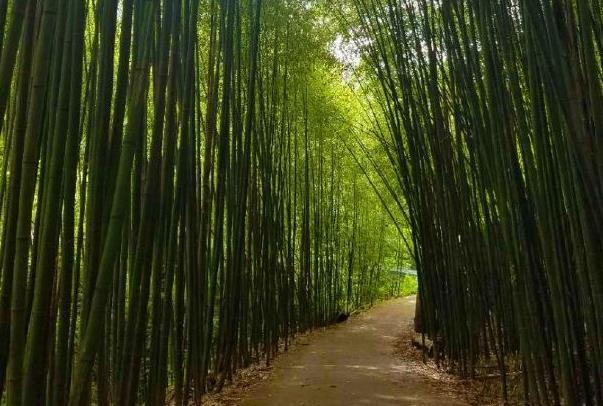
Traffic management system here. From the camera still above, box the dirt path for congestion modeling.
[239,296,468,405]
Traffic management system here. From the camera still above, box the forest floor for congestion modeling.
[205,296,483,405]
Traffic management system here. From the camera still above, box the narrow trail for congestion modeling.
[240,297,468,405]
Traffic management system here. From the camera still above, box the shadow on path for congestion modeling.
[240,296,468,405]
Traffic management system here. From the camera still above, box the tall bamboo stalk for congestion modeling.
[0,1,406,403]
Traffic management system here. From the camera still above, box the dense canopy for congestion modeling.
[0,0,602,404]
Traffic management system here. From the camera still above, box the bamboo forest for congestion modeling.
[0,0,601,404]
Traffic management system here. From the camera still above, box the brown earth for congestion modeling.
[237,296,469,406]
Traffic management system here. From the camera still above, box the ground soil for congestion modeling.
[222,296,472,405]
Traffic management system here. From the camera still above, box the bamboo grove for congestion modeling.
[0,0,411,404]
[344,0,603,404]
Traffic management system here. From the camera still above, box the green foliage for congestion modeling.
[399,276,418,297]
[345,0,603,404]
[0,0,409,403]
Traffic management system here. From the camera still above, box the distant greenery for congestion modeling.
[0,0,410,404]
[337,0,603,404]
[399,276,418,298]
